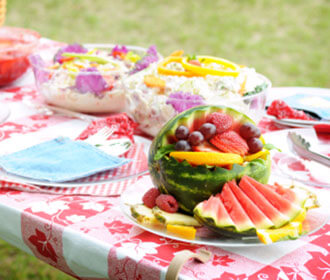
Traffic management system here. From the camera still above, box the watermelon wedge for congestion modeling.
[219,183,255,233]
[239,176,290,228]
[194,195,236,232]
[243,176,303,221]
[269,182,311,207]
[228,180,274,229]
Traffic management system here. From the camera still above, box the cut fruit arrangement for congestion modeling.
[131,175,317,244]
[149,105,271,213]
[128,105,319,244]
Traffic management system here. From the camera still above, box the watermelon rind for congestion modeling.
[194,196,256,237]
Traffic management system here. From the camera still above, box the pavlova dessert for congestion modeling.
[125,51,271,136]
[30,43,160,113]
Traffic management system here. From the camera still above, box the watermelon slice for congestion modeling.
[219,183,255,233]
[194,196,236,232]
[269,183,311,207]
[244,176,303,221]
[228,180,274,229]
[239,176,290,228]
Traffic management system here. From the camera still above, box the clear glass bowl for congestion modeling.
[30,44,160,113]
[0,27,40,86]
[125,73,271,137]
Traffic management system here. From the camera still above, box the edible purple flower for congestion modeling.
[29,54,49,84]
[111,45,128,58]
[166,92,205,113]
[54,43,88,63]
[130,45,159,74]
[75,67,108,96]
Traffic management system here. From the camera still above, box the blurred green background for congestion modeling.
[1,0,329,279]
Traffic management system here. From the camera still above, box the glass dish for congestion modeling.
[120,175,329,247]
[0,104,10,124]
[30,44,161,113]
[125,68,271,137]
[276,154,330,188]
[0,27,40,86]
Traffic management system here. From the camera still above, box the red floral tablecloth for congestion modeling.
[0,40,329,280]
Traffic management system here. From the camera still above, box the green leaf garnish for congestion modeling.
[243,82,268,97]
[264,143,282,152]
[187,54,197,61]
[154,144,175,160]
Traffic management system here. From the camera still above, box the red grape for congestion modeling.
[247,137,263,153]
[239,123,261,139]
[175,140,191,151]
[199,123,216,140]
[175,125,189,140]
[188,131,204,146]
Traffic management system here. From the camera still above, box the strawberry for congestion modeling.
[206,112,233,134]
[189,59,202,66]
[192,142,220,153]
[210,131,248,156]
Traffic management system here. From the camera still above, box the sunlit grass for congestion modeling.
[0,239,73,279]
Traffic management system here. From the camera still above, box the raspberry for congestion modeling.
[206,112,233,134]
[155,194,179,213]
[142,188,160,208]
[267,100,314,120]
[210,131,249,156]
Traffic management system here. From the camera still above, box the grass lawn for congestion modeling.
[1,0,329,279]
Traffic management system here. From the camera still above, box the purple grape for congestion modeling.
[175,140,191,151]
[239,123,261,139]
[247,137,263,153]
[199,123,216,140]
[188,131,204,146]
[175,125,189,140]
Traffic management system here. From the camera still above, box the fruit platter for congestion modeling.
[121,105,327,246]
[125,51,271,136]
[30,43,161,113]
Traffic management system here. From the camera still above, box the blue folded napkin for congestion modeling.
[0,137,130,182]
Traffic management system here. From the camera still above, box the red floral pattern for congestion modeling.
[105,220,133,235]
[28,229,58,263]
[305,251,330,280]
[212,254,235,267]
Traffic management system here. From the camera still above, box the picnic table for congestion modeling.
[0,40,329,280]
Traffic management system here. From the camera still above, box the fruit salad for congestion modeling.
[129,105,319,244]
[125,51,271,136]
[30,44,160,113]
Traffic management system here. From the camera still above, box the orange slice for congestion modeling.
[257,222,302,244]
[143,75,166,92]
[169,151,243,166]
[169,50,184,57]
[244,149,269,162]
[166,224,196,240]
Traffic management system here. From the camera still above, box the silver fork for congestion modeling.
[83,126,115,146]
